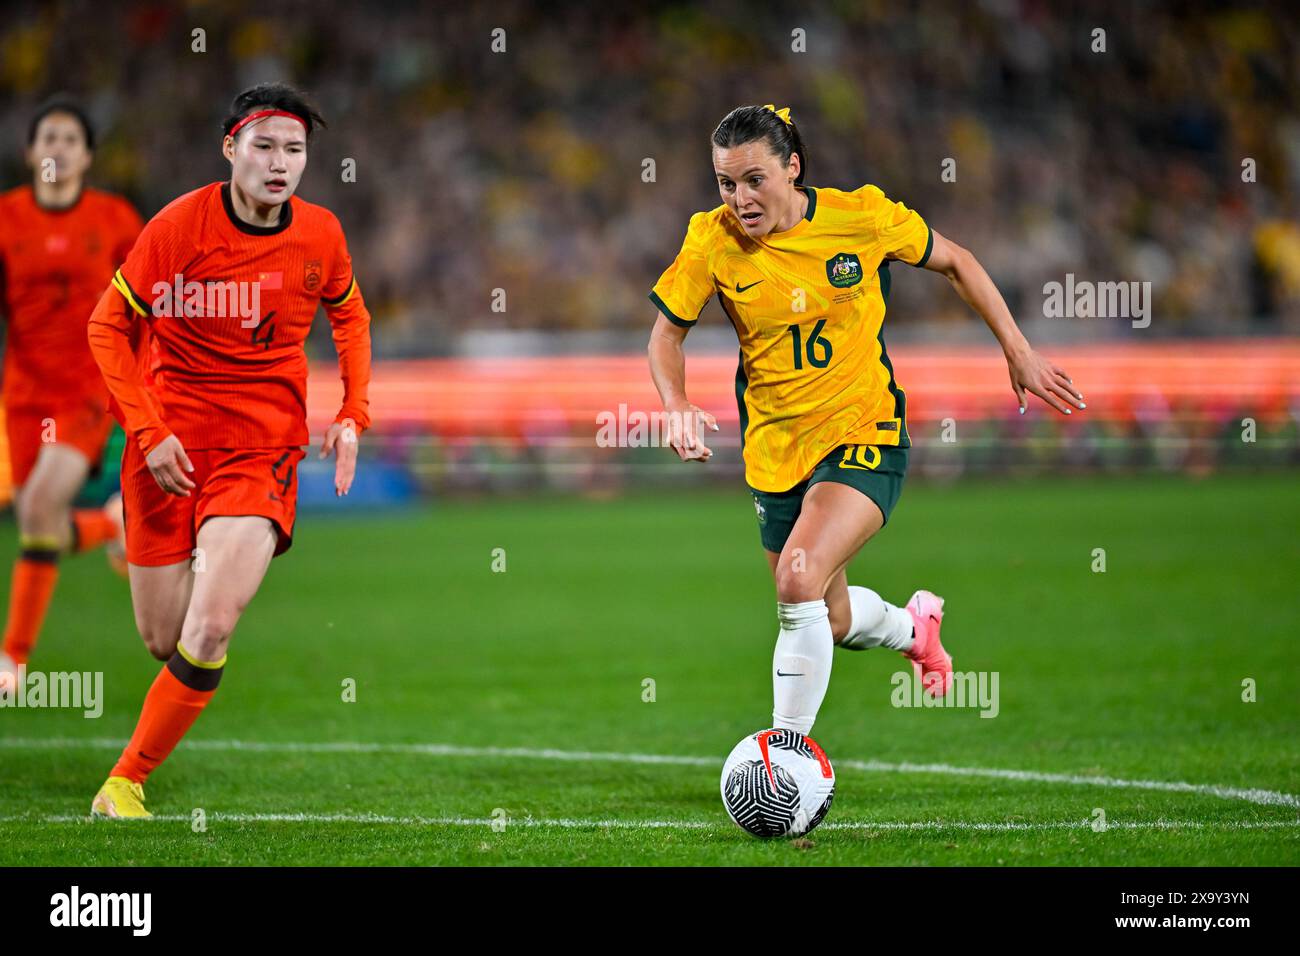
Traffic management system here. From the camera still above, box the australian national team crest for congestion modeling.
[826,252,863,289]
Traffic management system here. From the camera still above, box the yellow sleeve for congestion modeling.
[649,212,715,327]
[860,185,933,267]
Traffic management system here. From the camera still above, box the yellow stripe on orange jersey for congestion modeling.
[112,269,150,317]
[649,184,932,493]
[322,275,357,308]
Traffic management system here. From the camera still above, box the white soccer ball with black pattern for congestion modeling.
[720,728,835,838]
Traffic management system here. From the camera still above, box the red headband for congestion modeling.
[227,109,307,139]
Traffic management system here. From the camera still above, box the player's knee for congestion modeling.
[17,486,66,536]
[185,609,240,653]
[136,622,179,661]
[774,561,828,605]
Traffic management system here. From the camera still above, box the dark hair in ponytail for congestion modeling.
[711,105,808,185]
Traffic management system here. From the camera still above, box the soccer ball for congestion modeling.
[720,728,835,838]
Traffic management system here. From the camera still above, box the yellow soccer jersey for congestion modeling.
[649,184,933,492]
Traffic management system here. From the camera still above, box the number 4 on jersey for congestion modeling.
[250,310,276,349]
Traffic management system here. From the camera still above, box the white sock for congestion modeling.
[771,599,834,734]
[840,586,914,651]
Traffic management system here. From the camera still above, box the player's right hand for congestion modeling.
[664,402,718,463]
[1007,346,1084,416]
[145,434,196,497]
[320,419,359,496]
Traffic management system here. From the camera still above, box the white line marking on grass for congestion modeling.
[833,758,1300,810]
[2,736,1297,809]
[0,813,1296,832]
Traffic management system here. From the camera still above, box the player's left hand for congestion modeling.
[320,418,359,496]
[1006,346,1085,416]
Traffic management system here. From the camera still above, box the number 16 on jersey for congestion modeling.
[787,318,833,370]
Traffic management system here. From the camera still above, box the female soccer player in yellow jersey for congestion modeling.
[647,104,1085,735]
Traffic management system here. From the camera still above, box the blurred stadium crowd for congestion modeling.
[2,0,1298,358]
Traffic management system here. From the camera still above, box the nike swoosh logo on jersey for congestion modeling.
[735,280,764,293]
[776,670,804,677]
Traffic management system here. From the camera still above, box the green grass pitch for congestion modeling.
[1,473,1297,865]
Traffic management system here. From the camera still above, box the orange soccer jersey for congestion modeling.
[0,185,142,412]
[87,181,372,455]
[0,185,142,486]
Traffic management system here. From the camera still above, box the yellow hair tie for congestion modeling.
[763,104,793,126]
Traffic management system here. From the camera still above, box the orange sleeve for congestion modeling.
[118,216,191,300]
[321,228,372,433]
[87,282,170,454]
[89,215,191,455]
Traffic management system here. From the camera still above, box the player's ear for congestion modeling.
[221,134,236,162]
[786,150,801,183]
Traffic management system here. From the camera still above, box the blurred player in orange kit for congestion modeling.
[0,96,143,689]
[85,83,373,817]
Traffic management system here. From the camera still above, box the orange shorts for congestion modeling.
[5,398,114,487]
[121,442,305,567]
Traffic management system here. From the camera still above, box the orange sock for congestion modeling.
[111,647,225,784]
[72,509,119,553]
[1,550,60,665]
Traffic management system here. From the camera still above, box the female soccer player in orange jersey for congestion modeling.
[648,105,1084,737]
[85,83,372,817]
[0,97,142,688]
